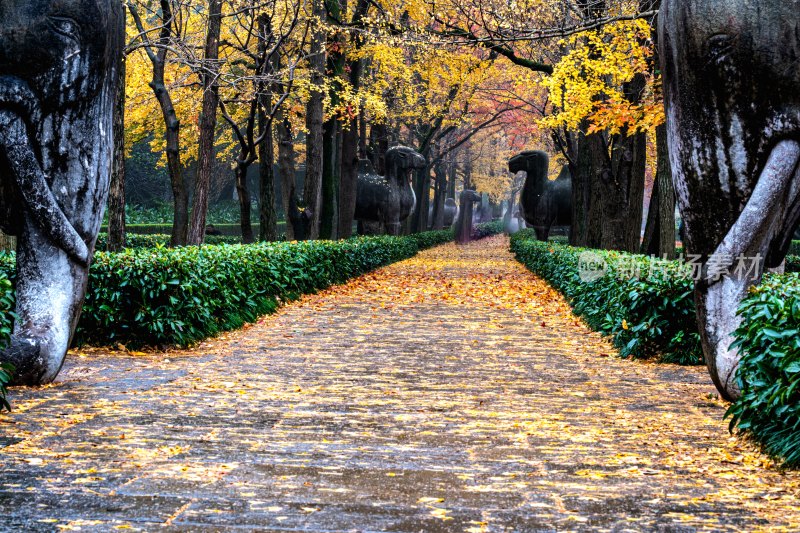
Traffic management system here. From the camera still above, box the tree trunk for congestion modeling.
[236,161,255,244]
[358,109,367,158]
[641,124,676,257]
[258,104,278,242]
[276,113,297,240]
[304,0,326,240]
[432,162,447,230]
[320,118,339,239]
[370,123,389,175]
[131,0,188,246]
[188,0,222,245]
[339,117,359,238]
[412,165,431,233]
[107,46,126,252]
[601,129,647,252]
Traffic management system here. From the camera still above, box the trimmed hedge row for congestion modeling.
[513,231,800,467]
[0,273,13,411]
[511,231,702,365]
[727,274,800,467]
[473,221,504,240]
[0,230,454,349]
[94,233,244,250]
[100,223,287,237]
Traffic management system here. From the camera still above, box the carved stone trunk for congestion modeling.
[659,0,800,399]
[0,0,124,384]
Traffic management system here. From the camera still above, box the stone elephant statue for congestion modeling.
[0,0,123,384]
[659,0,800,400]
[508,151,572,241]
[428,198,459,229]
[455,189,481,244]
[355,146,426,236]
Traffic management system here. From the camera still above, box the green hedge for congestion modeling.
[727,274,800,467]
[101,223,287,237]
[473,221,504,240]
[0,230,453,350]
[94,233,244,250]
[512,231,800,467]
[511,231,702,365]
[0,273,13,411]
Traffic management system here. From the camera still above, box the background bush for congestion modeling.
[727,274,800,467]
[94,233,245,250]
[473,221,504,240]
[511,231,702,365]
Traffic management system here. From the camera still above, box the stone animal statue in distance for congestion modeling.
[0,0,124,384]
[354,146,426,235]
[659,0,800,400]
[508,151,572,242]
[455,189,482,244]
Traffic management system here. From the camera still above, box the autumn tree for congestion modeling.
[128,0,193,246]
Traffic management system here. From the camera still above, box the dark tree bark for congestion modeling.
[277,113,298,241]
[235,162,255,243]
[320,119,339,239]
[411,165,432,233]
[258,105,278,241]
[432,162,447,230]
[641,124,676,258]
[339,118,359,238]
[369,123,389,175]
[107,44,126,252]
[337,0,369,239]
[188,0,222,245]
[304,0,326,240]
[129,1,188,246]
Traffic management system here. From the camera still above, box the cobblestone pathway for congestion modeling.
[2,236,800,532]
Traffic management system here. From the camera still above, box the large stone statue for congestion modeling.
[355,146,426,235]
[508,151,572,241]
[428,198,459,228]
[455,189,481,244]
[659,0,800,400]
[0,0,124,384]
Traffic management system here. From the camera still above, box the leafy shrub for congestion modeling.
[0,230,453,349]
[409,229,456,249]
[101,223,287,237]
[0,273,13,411]
[94,233,244,250]
[473,221,504,240]
[511,232,702,365]
[786,255,800,273]
[789,241,800,257]
[727,274,800,467]
[78,235,435,347]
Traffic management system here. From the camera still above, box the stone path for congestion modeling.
[1,236,800,532]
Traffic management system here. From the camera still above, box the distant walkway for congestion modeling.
[2,236,799,531]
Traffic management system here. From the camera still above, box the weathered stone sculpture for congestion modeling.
[509,151,572,241]
[455,189,481,244]
[428,198,459,228]
[659,0,800,400]
[355,147,426,235]
[0,0,124,384]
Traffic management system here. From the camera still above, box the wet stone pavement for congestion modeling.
[1,236,800,532]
